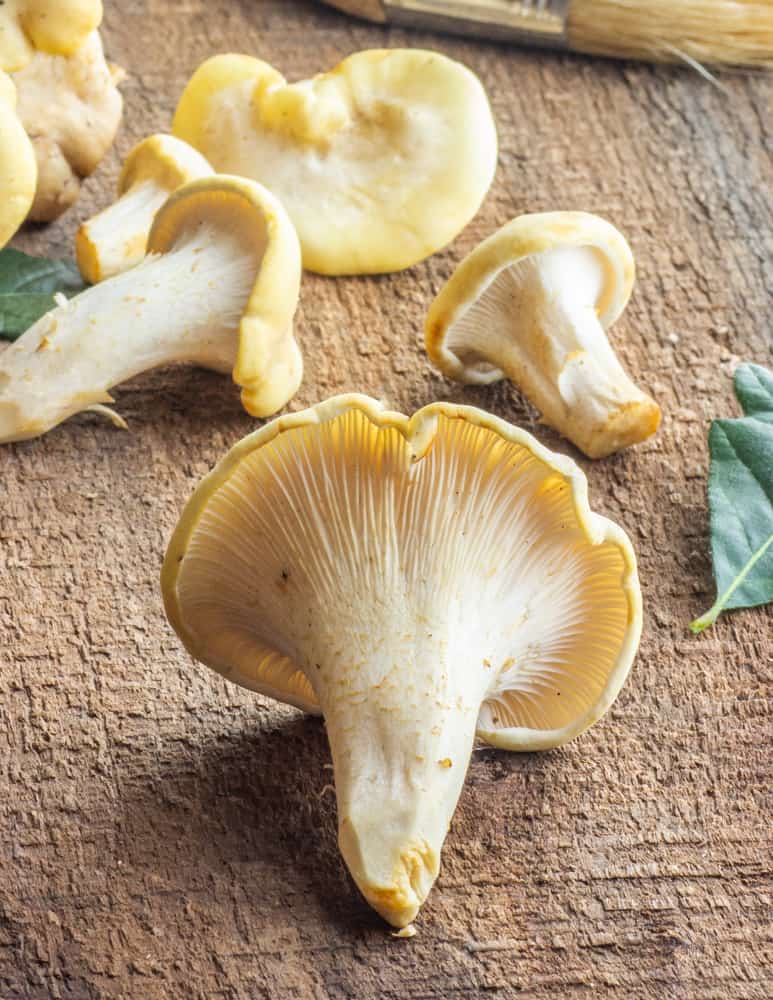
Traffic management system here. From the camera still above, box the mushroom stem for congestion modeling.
[307,614,486,928]
[75,179,170,282]
[0,223,260,443]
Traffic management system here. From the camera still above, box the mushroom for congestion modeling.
[10,30,123,221]
[425,212,661,459]
[0,175,302,444]
[76,134,214,283]
[172,49,498,275]
[161,394,642,928]
[0,70,36,248]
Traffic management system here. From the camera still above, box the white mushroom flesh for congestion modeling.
[444,246,651,433]
[172,408,632,925]
[0,222,263,442]
[78,179,171,280]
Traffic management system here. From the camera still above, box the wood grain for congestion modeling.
[2,1,772,997]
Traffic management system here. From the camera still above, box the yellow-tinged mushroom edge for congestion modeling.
[426,211,636,385]
[148,174,303,418]
[162,393,642,752]
[117,134,212,197]
[172,53,283,154]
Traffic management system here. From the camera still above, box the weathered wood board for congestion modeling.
[1,1,771,997]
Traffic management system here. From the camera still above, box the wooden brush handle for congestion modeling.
[322,1,569,46]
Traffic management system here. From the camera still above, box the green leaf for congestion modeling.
[0,248,87,341]
[691,363,773,633]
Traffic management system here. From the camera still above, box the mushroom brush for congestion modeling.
[162,394,643,928]
[426,211,661,459]
[321,1,773,69]
[173,48,497,275]
[76,134,213,283]
[0,175,302,444]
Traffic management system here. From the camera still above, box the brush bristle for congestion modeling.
[568,0,773,68]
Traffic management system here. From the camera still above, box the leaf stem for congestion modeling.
[690,533,773,634]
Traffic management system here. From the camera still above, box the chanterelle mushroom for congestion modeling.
[2,2,123,223]
[426,212,661,459]
[0,175,302,444]
[0,70,36,248]
[161,394,642,928]
[172,49,498,275]
[77,134,213,283]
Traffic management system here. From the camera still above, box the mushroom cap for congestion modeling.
[0,0,103,72]
[0,69,36,246]
[116,133,213,198]
[162,394,641,750]
[172,49,498,275]
[426,211,636,386]
[147,174,303,418]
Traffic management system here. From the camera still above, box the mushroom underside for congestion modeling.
[167,405,636,924]
[173,407,632,735]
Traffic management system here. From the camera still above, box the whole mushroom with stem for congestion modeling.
[426,211,661,459]
[162,394,643,928]
[0,175,302,443]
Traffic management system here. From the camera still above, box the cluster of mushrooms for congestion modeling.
[1,38,660,931]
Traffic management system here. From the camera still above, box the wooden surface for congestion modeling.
[2,1,772,997]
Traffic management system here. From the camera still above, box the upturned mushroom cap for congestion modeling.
[0,0,102,72]
[76,134,214,283]
[426,212,661,458]
[0,70,36,247]
[162,394,642,927]
[0,175,302,443]
[173,49,498,275]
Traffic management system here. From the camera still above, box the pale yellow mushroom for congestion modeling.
[0,70,36,247]
[173,49,498,275]
[1,3,123,222]
[426,212,661,459]
[162,394,642,928]
[0,175,302,443]
[77,134,213,283]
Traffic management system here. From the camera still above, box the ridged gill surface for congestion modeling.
[175,408,631,736]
